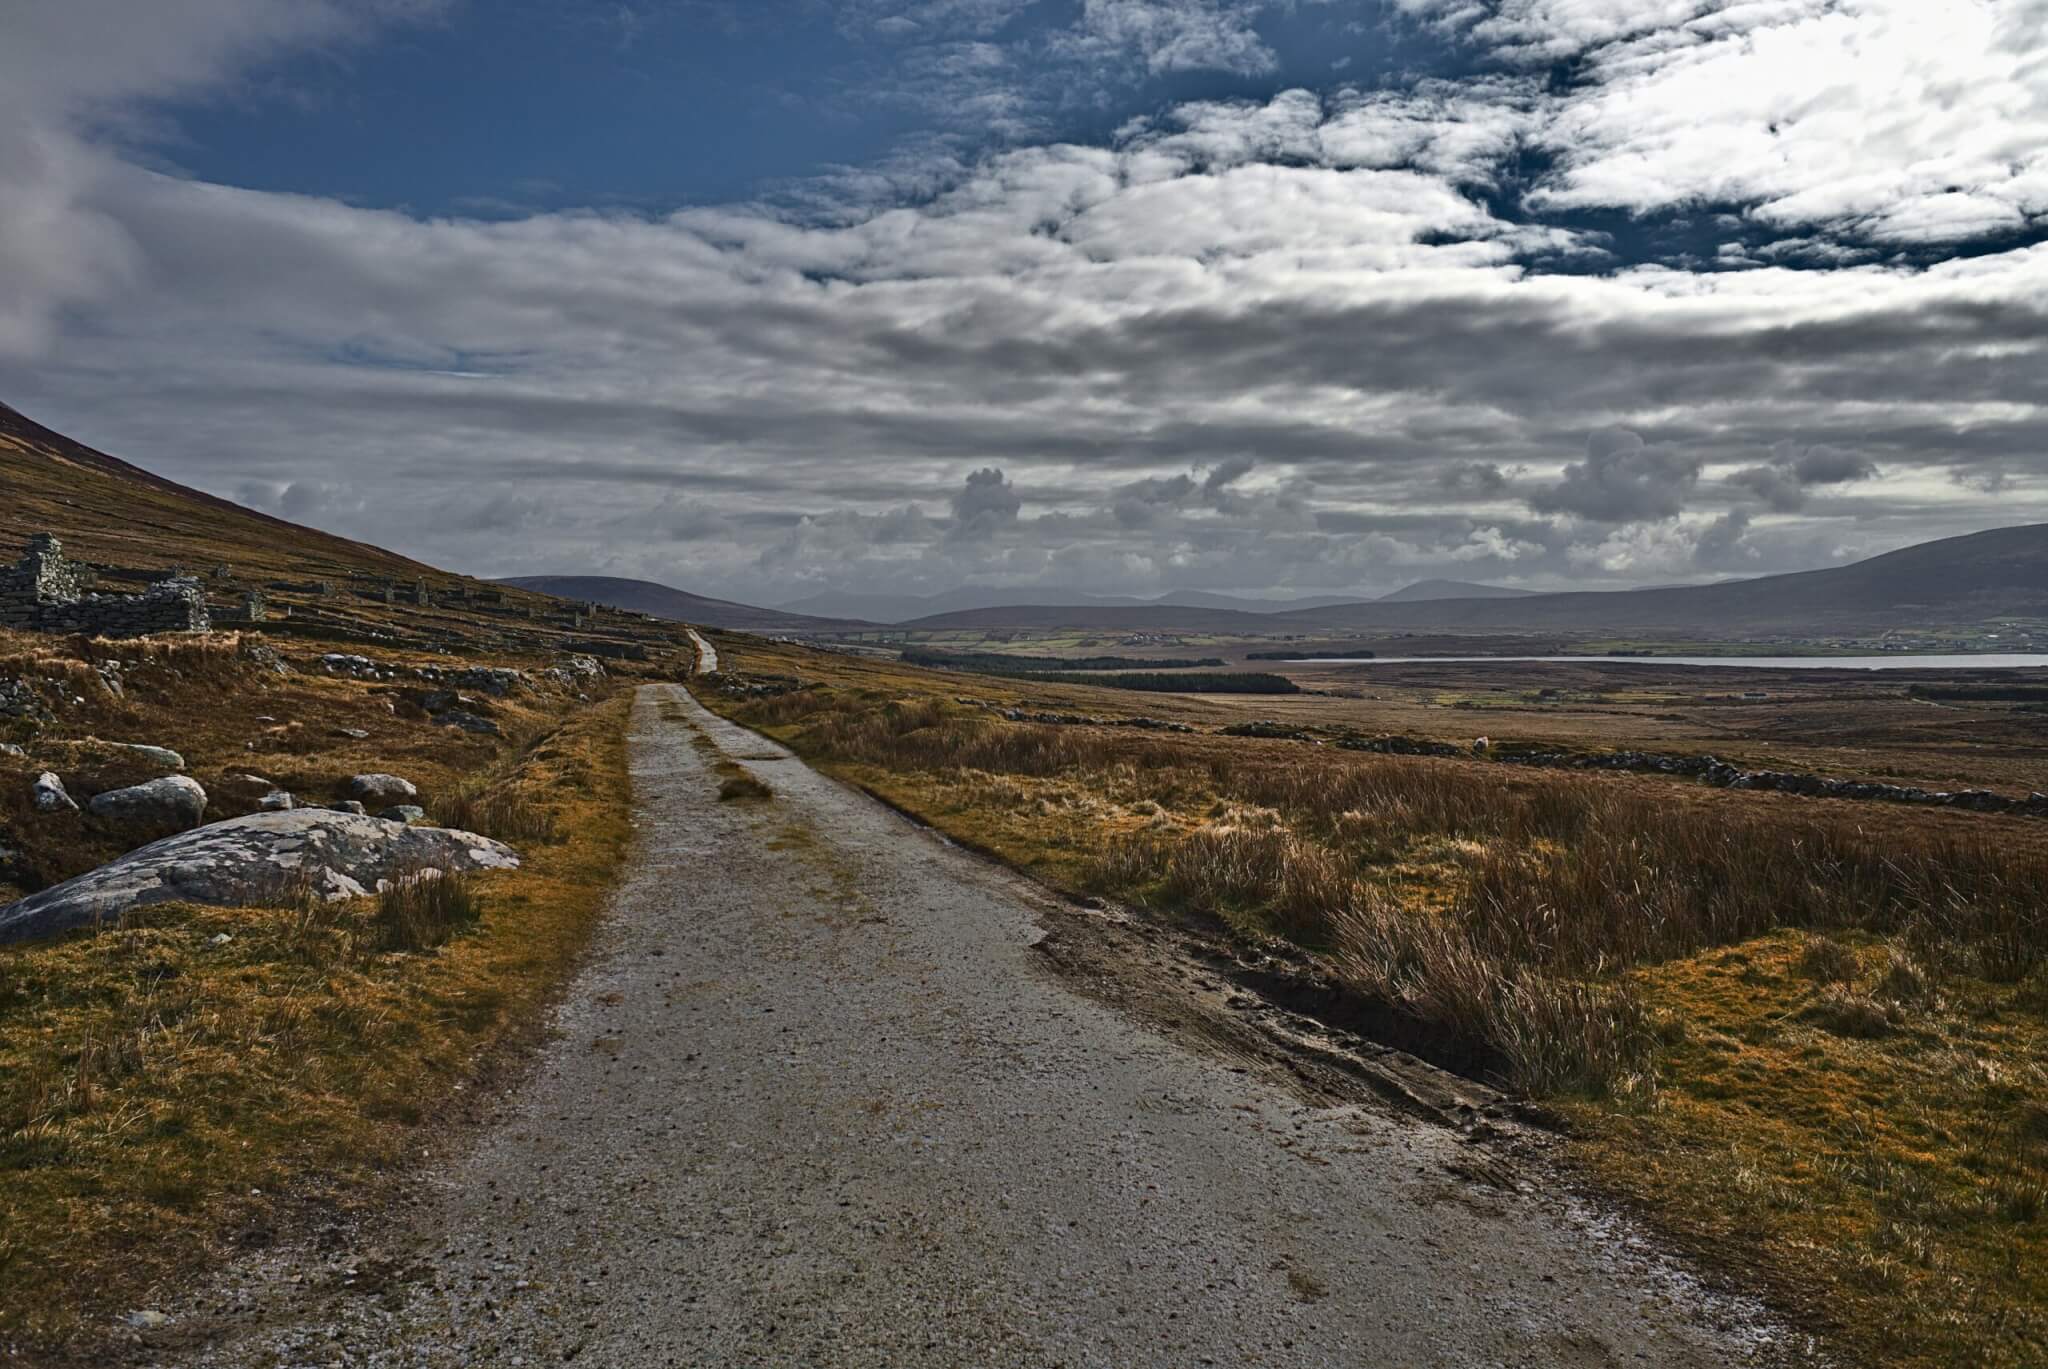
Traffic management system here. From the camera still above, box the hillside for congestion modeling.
[502,575,865,633]
[1376,579,1536,603]
[0,403,430,583]
[1282,523,2048,635]
[0,403,681,658]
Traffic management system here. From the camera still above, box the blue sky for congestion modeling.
[153,3,1456,214]
[3,1,2047,603]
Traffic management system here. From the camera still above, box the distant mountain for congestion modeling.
[779,587,1140,623]
[1279,524,2048,635]
[880,525,2048,638]
[1154,589,1368,612]
[1375,580,1537,603]
[783,586,1365,623]
[501,576,865,633]
[899,604,1279,633]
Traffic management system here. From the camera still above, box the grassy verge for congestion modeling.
[695,642,2047,1368]
[0,689,635,1348]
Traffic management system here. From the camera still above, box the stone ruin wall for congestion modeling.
[0,535,211,637]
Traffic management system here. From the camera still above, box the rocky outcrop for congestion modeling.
[544,655,605,687]
[1,678,49,722]
[349,773,418,806]
[453,667,526,697]
[0,809,520,945]
[1336,734,1466,758]
[87,775,208,830]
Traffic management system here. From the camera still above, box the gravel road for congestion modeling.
[152,683,1805,1368]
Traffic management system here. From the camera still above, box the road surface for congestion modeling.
[686,627,718,674]
[154,684,1802,1367]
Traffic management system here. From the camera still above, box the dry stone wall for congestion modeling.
[0,535,210,637]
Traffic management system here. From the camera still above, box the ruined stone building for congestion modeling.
[0,535,211,636]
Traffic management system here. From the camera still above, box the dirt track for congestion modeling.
[150,683,1808,1367]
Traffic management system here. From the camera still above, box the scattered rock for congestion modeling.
[87,775,208,830]
[32,771,78,813]
[349,773,418,806]
[0,809,520,945]
[103,742,185,772]
[0,742,26,758]
[379,804,426,824]
[258,790,296,812]
[1490,745,2048,817]
[320,653,382,679]
[330,800,369,816]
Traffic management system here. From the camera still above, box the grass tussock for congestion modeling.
[697,656,2048,1368]
[373,869,484,951]
[440,784,561,844]
[714,758,773,802]
[718,773,774,802]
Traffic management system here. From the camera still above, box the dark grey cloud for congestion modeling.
[949,465,1022,539]
[1528,429,1701,524]
[1727,441,1878,512]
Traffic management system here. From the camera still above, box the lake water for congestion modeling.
[1284,654,2048,671]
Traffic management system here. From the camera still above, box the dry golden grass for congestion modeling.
[0,687,635,1347]
[696,637,2048,1369]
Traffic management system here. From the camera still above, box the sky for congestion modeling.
[2,1,2045,606]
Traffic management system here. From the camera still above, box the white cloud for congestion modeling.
[1514,0,2048,246]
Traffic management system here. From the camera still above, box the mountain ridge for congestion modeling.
[890,527,2048,635]
[501,575,868,633]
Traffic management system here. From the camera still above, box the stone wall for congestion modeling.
[0,536,211,637]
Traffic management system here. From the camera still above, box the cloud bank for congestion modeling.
[1,0,2044,604]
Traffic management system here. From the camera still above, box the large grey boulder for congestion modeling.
[0,809,520,945]
[87,775,208,830]
[349,773,418,806]
[32,772,78,814]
